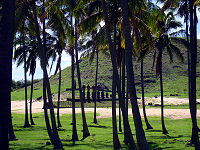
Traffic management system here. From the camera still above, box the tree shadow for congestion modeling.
[88,124,110,129]
[148,141,173,150]
[14,125,46,131]
[145,129,163,133]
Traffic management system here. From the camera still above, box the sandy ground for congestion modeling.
[11,97,200,120]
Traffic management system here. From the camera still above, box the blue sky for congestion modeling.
[12,2,200,81]
[12,52,71,81]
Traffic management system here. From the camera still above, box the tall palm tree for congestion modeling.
[14,0,38,128]
[13,32,31,128]
[27,44,37,125]
[189,1,200,148]
[111,71,121,149]
[80,0,105,125]
[120,0,149,149]
[130,1,154,129]
[158,0,200,143]
[32,1,63,149]
[23,35,31,128]
[74,18,90,138]
[0,0,15,149]
[138,40,153,130]
[101,0,137,148]
[54,44,63,128]
[153,11,184,134]
[47,34,65,129]
[69,14,79,141]
[80,27,106,125]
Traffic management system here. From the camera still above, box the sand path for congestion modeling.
[11,97,200,120]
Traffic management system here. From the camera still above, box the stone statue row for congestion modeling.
[82,85,110,102]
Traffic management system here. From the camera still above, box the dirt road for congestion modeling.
[11,97,200,119]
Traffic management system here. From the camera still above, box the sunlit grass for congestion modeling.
[9,112,199,149]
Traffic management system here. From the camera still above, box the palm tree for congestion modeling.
[130,2,154,129]
[74,18,90,138]
[0,0,15,149]
[111,71,121,149]
[138,40,153,130]
[32,1,63,149]
[120,0,149,149]
[158,0,200,143]
[153,11,184,134]
[47,35,65,129]
[25,21,41,126]
[189,1,200,147]
[101,0,137,148]
[27,44,37,125]
[13,32,31,128]
[80,0,105,125]
[69,14,79,141]
[54,45,63,128]
[80,27,106,125]
[22,36,30,128]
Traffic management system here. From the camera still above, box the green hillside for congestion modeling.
[11,40,200,100]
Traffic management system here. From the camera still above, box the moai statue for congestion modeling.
[87,85,91,102]
[101,89,104,101]
[97,85,100,102]
[92,86,96,102]
[106,89,109,98]
[82,85,86,103]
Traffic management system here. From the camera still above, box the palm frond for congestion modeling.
[169,43,184,63]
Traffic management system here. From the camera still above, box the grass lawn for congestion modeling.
[9,112,199,149]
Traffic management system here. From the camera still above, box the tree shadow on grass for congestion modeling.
[145,129,162,133]
[14,125,46,131]
[88,124,110,129]
[63,142,114,150]
[148,141,173,150]
[147,135,185,140]
[62,141,90,148]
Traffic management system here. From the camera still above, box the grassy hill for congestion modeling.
[11,40,200,100]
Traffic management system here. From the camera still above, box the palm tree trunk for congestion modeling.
[121,51,126,132]
[43,76,55,145]
[71,47,78,141]
[186,0,191,113]
[93,49,98,124]
[120,0,149,149]
[114,23,122,132]
[159,51,168,134]
[70,16,78,142]
[30,73,35,125]
[0,0,15,148]
[141,59,153,129]
[23,35,31,128]
[111,72,121,149]
[57,63,62,128]
[74,19,90,139]
[189,2,200,148]
[101,0,136,148]
[32,2,63,149]
[125,81,129,116]
[8,95,17,141]
[119,61,122,132]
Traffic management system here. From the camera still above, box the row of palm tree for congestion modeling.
[1,0,200,149]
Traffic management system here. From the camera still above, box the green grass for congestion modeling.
[10,112,199,149]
